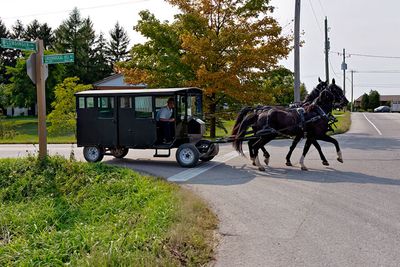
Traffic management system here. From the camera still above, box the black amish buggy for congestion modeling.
[75,87,219,167]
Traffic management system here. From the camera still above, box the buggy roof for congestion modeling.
[75,87,202,96]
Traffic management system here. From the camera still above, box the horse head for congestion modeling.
[327,79,349,108]
[303,78,329,105]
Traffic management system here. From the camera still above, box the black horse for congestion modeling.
[232,80,349,171]
[231,78,330,167]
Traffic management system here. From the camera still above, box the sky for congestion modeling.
[2,0,400,101]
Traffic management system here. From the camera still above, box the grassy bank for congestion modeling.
[331,110,351,134]
[0,117,75,144]
[0,156,217,266]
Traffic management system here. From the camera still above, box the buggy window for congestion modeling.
[135,96,152,118]
[86,97,94,108]
[120,96,132,108]
[78,97,85,109]
[98,97,114,118]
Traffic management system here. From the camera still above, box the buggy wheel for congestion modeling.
[111,147,129,158]
[176,143,200,168]
[83,146,104,162]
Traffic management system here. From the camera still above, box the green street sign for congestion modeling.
[43,53,74,64]
[0,38,36,51]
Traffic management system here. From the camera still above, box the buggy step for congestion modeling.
[153,148,171,157]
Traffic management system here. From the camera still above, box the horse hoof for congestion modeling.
[322,161,329,166]
[252,162,256,166]
[258,167,265,171]
[264,159,270,166]
[301,166,308,171]
[337,158,343,163]
[286,162,292,166]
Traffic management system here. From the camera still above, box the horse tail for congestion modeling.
[233,112,259,155]
[231,106,254,136]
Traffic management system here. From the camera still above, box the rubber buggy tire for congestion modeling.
[176,143,200,168]
[111,147,129,158]
[83,146,104,162]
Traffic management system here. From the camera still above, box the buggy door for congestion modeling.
[131,96,157,147]
[117,96,135,146]
[96,96,117,146]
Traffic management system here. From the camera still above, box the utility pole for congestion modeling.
[351,70,354,112]
[294,0,301,103]
[324,17,330,82]
[35,38,47,159]
[342,48,347,98]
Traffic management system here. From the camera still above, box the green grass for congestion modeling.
[0,156,218,266]
[0,117,75,144]
[331,110,351,134]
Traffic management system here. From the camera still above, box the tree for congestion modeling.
[11,20,25,39]
[25,20,54,49]
[120,0,292,137]
[48,77,92,134]
[107,22,130,66]
[0,19,13,84]
[6,52,65,112]
[0,83,11,115]
[368,90,380,109]
[92,32,113,80]
[361,93,369,110]
[54,8,99,84]
[263,67,307,105]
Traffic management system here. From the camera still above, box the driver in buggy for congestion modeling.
[157,97,175,144]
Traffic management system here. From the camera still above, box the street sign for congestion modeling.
[0,38,36,51]
[27,53,48,84]
[43,53,74,64]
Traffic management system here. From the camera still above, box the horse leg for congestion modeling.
[318,135,343,163]
[252,139,265,171]
[286,134,302,166]
[300,138,313,171]
[260,146,270,166]
[248,139,257,166]
[311,139,329,166]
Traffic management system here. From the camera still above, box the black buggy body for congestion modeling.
[75,87,219,167]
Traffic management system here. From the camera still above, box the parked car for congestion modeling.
[374,106,391,112]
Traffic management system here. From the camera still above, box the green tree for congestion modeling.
[368,90,380,109]
[25,20,54,50]
[54,8,99,84]
[48,77,92,134]
[0,19,13,84]
[120,0,291,137]
[0,83,11,115]
[90,32,113,81]
[361,93,369,110]
[6,52,65,111]
[263,67,307,105]
[107,22,130,66]
[11,20,25,39]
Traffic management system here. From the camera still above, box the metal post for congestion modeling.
[351,70,354,112]
[324,17,330,82]
[343,48,346,97]
[294,0,301,103]
[35,39,47,159]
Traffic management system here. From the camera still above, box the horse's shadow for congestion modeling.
[187,163,400,187]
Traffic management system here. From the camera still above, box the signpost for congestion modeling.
[1,37,74,159]
[0,38,36,51]
[44,53,74,64]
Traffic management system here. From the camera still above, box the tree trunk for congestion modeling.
[209,93,217,138]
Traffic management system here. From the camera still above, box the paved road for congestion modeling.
[1,113,400,266]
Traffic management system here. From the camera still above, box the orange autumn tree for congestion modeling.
[119,0,292,137]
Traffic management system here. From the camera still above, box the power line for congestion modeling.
[331,51,400,59]
[317,0,326,15]
[1,0,149,20]
[352,70,400,74]
[307,0,323,35]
